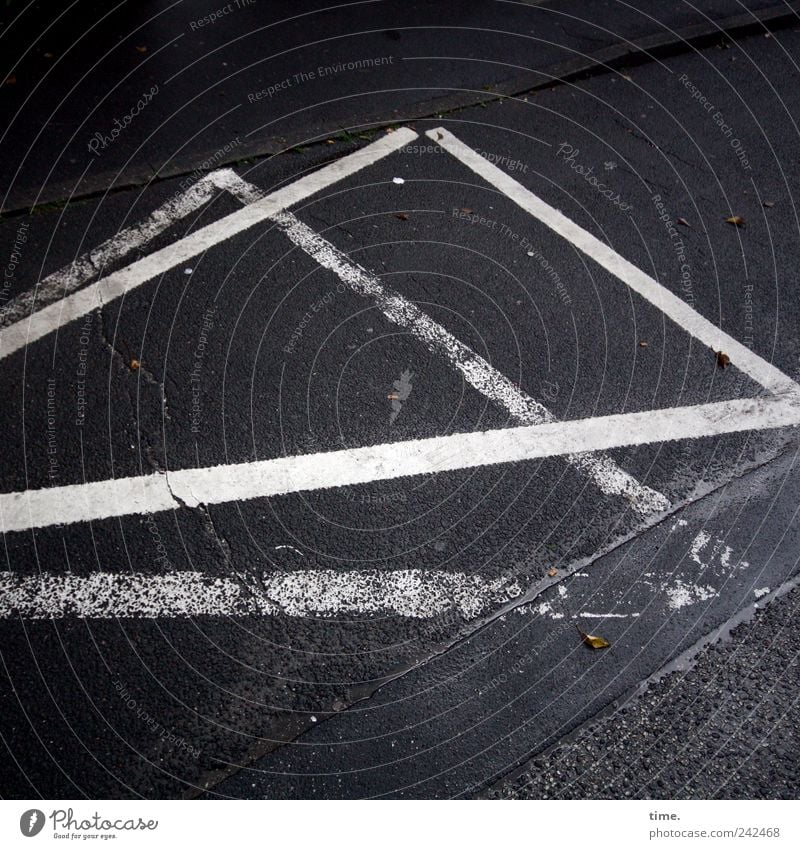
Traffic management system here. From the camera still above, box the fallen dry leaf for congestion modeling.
[725,215,745,227]
[577,625,611,650]
[461,207,473,214]
[639,340,649,348]
[4,75,17,85]
[716,350,731,369]
[326,139,336,145]
[547,567,558,577]
[394,212,409,221]
[677,217,690,227]
[436,131,443,140]
[762,201,775,208]
[135,46,148,53]
[130,359,140,371]
[387,393,399,400]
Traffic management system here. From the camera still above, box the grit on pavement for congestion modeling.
[486,583,800,801]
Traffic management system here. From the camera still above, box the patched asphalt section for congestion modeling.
[486,581,800,800]
[211,441,800,799]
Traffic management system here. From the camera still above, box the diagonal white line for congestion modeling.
[0,569,523,620]
[6,394,797,535]
[270,210,669,516]
[1,171,228,329]
[0,127,418,362]
[427,127,800,398]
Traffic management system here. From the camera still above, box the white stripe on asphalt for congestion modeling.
[0,569,522,619]
[0,127,417,361]
[428,127,800,397]
[1,171,236,329]
[271,210,669,516]
[3,393,798,534]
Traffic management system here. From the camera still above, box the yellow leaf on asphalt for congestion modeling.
[724,215,745,227]
[577,626,611,650]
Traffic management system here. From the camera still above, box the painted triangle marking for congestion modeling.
[2,126,798,539]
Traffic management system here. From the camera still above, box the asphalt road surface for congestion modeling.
[1,1,800,800]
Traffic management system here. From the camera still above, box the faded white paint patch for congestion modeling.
[665,579,717,610]
[687,529,748,573]
[754,586,770,599]
[274,545,304,556]
[689,530,712,566]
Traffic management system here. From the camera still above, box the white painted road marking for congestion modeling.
[2,393,798,533]
[0,170,256,329]
[428,126,800,398]
[0,127,417,361]
[0,569,522,619]
[271,209,668,515]
[2,127,799,539]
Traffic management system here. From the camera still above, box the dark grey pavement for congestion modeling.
[1,0,797,211]
[2,1,800,801]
